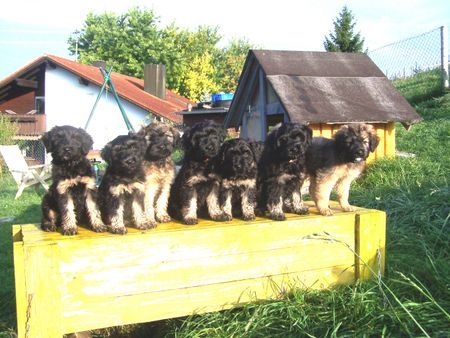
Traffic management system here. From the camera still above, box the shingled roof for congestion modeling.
[225,50,421,128]
[0,55,192,123]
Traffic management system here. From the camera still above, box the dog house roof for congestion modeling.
[224,50,422,127]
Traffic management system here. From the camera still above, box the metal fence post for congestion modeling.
[441,25,449,90]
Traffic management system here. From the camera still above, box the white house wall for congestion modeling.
[45,66,150,150]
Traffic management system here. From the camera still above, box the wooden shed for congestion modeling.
[224,50,422,161]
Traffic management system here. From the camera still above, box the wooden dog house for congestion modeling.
[224,50,422,161]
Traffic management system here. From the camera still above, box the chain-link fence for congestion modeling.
[368,26,449,94]
[17,139,46,165]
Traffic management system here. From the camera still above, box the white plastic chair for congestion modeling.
[0,145,51,199]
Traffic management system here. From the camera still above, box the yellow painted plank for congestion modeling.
[375,124,386,160]
[23,243,63,337]
[61,265,355,333]
[355,210,386,280]
[320,124,333,139]
[60,233,354,300]
[19,201,353,245]
[12,226,27,338]
[310,124,321,137]
[385,122,396,157]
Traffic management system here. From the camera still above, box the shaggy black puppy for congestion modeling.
[138,122,180,227]
[98,134,151,234]
[258,123,312,221]
[217,138,261,221]
[306,123,379,216]
[169,120,226,225]
[41,125,105,235]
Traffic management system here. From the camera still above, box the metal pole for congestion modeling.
[99,68,135,132]
[84,67,112,130]
[440,25,449,90]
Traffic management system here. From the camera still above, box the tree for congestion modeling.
[323,6,365,53]
[68,7,253,100]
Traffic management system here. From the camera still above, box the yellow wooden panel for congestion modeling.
[320,124,333,139]
[375,124,386,160]
[12,226,27,338]
[61,266,355,333]
[355,210,386,280]
[22,243,63,337]
[385,122,396,157]
[60,232,354,301]
[310,124,322,137]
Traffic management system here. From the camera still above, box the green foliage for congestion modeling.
[0,116,18,177]
[68,7,254,101]
[0,115,18,146]
[323,6,365,53]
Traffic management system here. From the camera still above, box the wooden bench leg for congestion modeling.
[14,235,63,338]
[355,210,386,281]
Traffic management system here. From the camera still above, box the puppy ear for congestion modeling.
[79,128,93,155]
[333,127,347,146]
[41,131,52,153]
[248,140,264,163]
[101,142,113,165]
[181,127,192,151]
[218,141,228,166]
[304,125,313,145]
[368,131,380,153]
[171,126,181,147]
[266,127,278,151]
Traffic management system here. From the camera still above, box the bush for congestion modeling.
[0,115,18,177]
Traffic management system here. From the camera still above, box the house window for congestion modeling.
[35,96,45,114]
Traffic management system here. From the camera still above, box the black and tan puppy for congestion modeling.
[169,120,226,225]
[98,134,151,234]
[138,122,180,227]
[306,123,379,216]
[41,125,105,235]
[258,123,312,221]
[217,139,261,221]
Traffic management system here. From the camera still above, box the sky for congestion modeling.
[0,0,449,80]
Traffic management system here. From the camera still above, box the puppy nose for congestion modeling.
[356,149,365,156]
[126,158,136,165]
[64,147,70,152]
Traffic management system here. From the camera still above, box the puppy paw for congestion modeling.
[270,212,286,221]
[109,225,127,234]
[136,219,157,230]
[341,205,357,212]
[62,226,78,236]
[41,222,56,232]
[91,222,107,232]
[293,206,309,215]
[183,217,198,225]
[319,208,334,216]
[156,214,171,223]
[242,213,255,221]
[217,213,232,222]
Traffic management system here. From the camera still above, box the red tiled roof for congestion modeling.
[0,54,193,123]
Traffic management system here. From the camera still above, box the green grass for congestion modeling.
[0,74,449,337]
[393,68,443,105]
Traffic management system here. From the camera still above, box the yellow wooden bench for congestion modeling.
[13,201,385,337]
